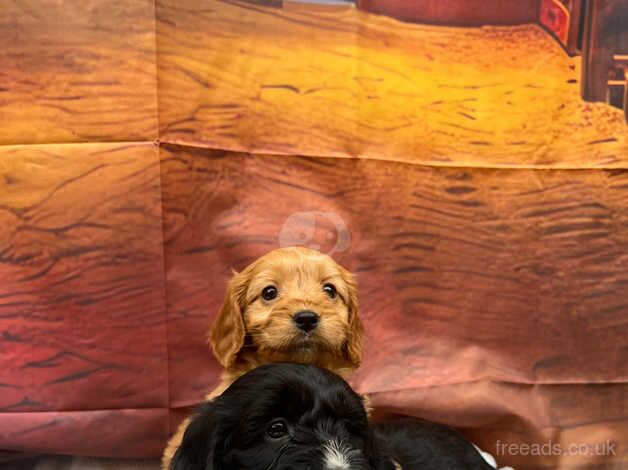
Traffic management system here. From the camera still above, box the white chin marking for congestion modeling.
[323,440,352,470]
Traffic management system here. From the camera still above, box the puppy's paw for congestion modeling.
[473,444,515,469]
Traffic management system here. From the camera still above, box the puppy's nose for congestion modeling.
[293,310,319,332]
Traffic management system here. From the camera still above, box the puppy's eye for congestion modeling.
[322,283,337,299]
[261,285,278,301]
[266,419,288,439]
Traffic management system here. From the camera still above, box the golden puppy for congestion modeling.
[162,246,363,469]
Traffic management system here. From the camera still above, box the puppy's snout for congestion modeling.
[293,310,319,332]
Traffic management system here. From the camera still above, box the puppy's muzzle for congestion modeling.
[322,439,363,470]
[293,310,319,332]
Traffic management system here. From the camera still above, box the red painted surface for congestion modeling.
[357,0,539,26]
[540,0,570,44]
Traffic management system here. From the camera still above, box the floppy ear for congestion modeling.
[170,402,222,470]
[209,270,249,368]
[341,267,363,367]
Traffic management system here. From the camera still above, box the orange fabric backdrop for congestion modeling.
[1,1,627,468]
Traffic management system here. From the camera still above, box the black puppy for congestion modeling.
[171,363,494,470]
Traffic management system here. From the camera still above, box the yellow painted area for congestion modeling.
[158,0,628,168]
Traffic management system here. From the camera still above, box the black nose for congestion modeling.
[293,310,319,332]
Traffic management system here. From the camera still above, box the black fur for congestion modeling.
[374,419,494,470]
[171,363,493,470]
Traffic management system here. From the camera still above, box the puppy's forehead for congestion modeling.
[249,371,352,419]
[229,365,367,428]
[250,248,343,284]
[262,381,317,419]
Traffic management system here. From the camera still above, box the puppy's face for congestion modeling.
[210,247,362,370]
[171,363,391,470]
[244,249,354,359]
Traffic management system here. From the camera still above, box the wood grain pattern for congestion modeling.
[0,409,167,458]
[0,0,157,144]
[160,143,628,468]
[2,1,627,466]
[156,0,628,168]
[0,143,167,418]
